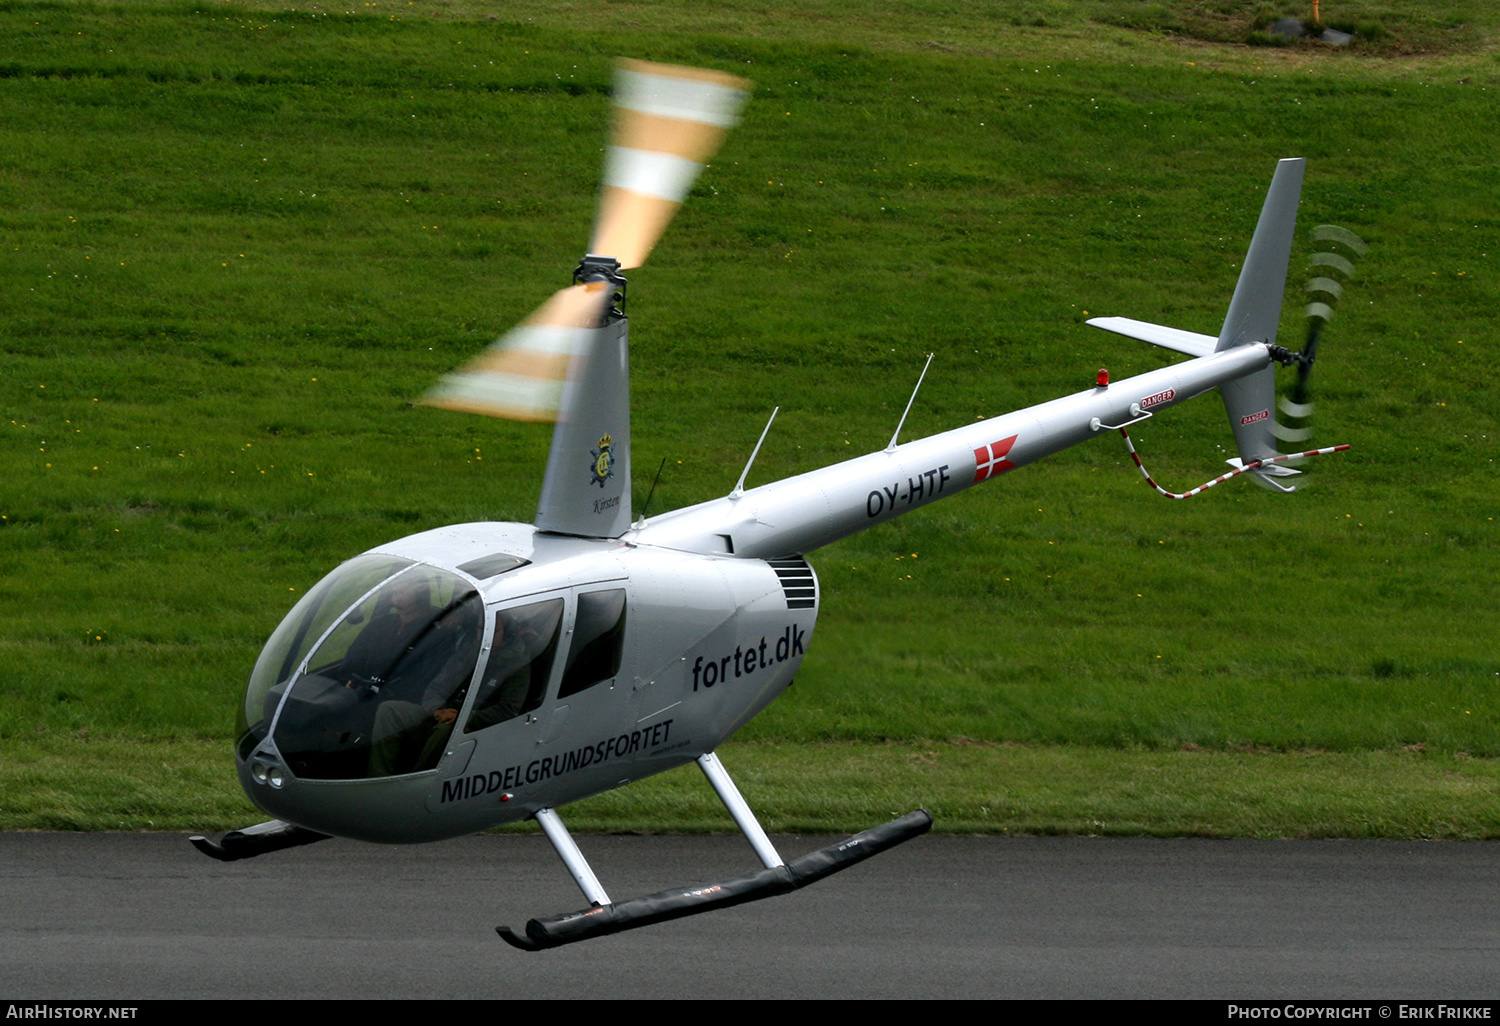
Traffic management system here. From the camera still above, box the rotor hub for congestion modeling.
[573,254,627,319]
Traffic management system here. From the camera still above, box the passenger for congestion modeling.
[464,610,535,732]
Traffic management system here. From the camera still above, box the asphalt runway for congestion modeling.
[2,831,1497,999]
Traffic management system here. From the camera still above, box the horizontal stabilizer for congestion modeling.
[1086,316,1217,358]
[1226,457,1300,477]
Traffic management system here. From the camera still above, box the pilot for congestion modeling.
[357,575,481,777]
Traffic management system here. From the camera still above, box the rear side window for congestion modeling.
[558,589,626,699]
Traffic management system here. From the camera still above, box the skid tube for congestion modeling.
[189,819,330,862]
[498,809,933,951]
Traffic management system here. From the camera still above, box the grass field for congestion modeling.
[1,0,1497,836]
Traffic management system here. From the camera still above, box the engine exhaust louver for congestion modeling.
[768,558,817,610]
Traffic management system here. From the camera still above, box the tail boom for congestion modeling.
[632,344,1273,560]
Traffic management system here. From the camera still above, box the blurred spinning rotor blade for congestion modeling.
[1273,224,1366,444]
[422,281,613,422]
[424,60,749,425]
[1310,224,1368,259]
[590,59,753,269]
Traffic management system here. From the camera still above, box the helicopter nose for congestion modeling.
[246,754,287,790]
[237,746,445,844]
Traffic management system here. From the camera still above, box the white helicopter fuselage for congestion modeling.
[201,62,1338,947]
[238,522,816,843]
[236,339,1273,844]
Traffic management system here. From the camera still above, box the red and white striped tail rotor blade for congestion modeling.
[422,282,613,422]
[590,59,752,269]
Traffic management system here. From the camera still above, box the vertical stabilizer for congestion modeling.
[1217,158,1303,466]
[1216,158,1304,353]
[535,308,632,538]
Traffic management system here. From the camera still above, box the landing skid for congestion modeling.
[189,819,330,861]
[499,751,931,950]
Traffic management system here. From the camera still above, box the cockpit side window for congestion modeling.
[558,589,627,699]
[464,598,564,734]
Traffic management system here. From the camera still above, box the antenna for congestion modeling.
[886,353,934,452]
[729,407,779,500]
[635,456,668,526]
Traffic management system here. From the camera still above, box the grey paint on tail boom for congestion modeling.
[634,344,1272,560]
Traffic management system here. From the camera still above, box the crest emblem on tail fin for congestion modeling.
[590,435,616,487]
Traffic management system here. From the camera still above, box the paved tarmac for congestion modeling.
[1,832,1497,999]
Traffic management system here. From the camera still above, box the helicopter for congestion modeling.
[190,59,1353,950]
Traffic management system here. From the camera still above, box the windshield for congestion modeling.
[239,554,413,758]
[244,562,486,779]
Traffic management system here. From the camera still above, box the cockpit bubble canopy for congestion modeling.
[240,556,486,780]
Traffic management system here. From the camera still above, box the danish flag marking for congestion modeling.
[973,434,1019,483]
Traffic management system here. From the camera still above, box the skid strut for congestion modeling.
[498,752,931,951]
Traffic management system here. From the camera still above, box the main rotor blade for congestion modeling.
[590,59,753,269]
[422,282,613,422]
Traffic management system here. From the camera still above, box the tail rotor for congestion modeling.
[1273,224,1367,444]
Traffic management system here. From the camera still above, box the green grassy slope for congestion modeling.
[1,1,1496,834]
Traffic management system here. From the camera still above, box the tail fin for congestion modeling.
[535,278,632,539]
[1217,158,1304,473]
